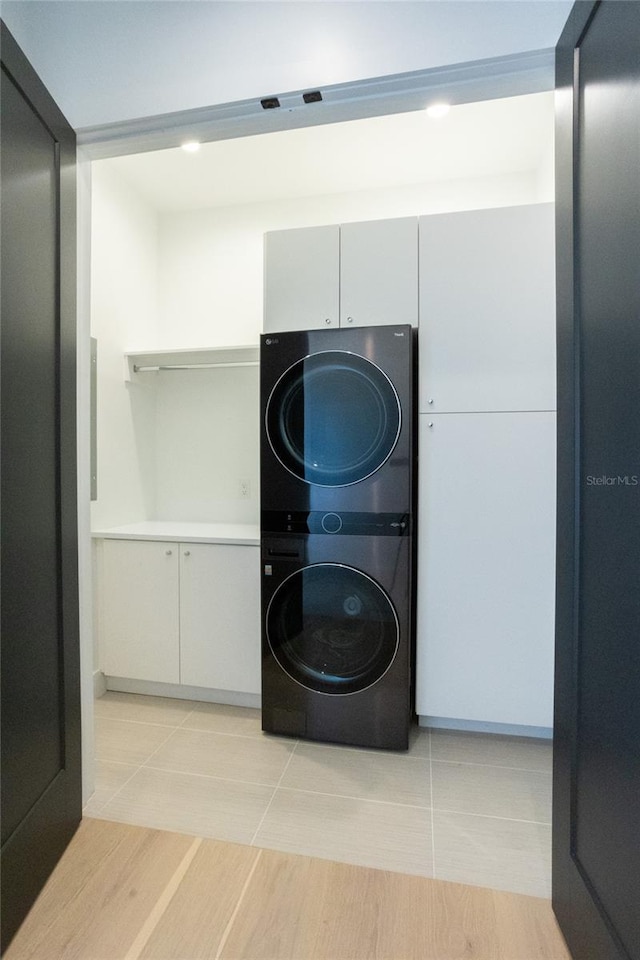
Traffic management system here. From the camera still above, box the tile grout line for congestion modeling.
[178,706,197,727]
[214,849,263,960]
[432,807,552,826]
[100,712,283,743]
[248,741,300,847]
[141,725,183,768]
[83,763,143,818]
[95,714,193,730]
[122,836,203,960]
[140,763,290,792]
[93,720,182,816]
[252,782,432,811]
[431,757,552,775]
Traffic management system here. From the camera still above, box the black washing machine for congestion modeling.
[260,325,416,750]
[260,325,414,516]
[261,519,413,750]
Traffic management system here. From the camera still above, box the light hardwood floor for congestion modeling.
[6,818,571,960]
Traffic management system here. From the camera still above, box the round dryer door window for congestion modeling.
[266,351,401,486]
[266,563,399,695]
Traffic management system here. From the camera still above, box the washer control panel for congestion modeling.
[261,511,410,536]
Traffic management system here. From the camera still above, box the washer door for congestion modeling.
[266,563,399,695]
[266,351,401,486]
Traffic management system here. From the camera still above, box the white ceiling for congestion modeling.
[99,91,554,212]
[1,2,571,129]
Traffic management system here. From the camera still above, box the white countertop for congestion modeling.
[91,521,260,545]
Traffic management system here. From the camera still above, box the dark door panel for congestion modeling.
[554,3,640,958]
[1,21,80,952]
[1,66,63,845]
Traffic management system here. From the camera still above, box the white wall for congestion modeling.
[1,1,573,129]
[90,163,159,529]
[154,367,259,524]
[91,161,262,528]
[536,133,556,201]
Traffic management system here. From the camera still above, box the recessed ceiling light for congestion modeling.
[425,103,450,120]
[181,141,201,153]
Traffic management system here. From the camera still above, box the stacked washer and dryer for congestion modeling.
[260,325,416,750]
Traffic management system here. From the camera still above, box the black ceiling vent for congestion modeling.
[260,97,281,110]
[303,90,323,104]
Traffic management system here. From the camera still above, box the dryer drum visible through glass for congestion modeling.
[266,562,399,695]
[266,350,401,487]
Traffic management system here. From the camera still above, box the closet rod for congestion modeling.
[133,361,260,373]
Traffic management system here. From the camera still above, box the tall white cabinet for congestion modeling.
[264,217,418,332]
[416,203,557,730]
[417,413,556,728]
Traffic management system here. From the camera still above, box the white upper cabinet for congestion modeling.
[263,218,418,333]
[264,224,339,331]
[340,218,418,328]
[419,204,556,413]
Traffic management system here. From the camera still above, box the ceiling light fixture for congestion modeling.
[425,103,451,120]
[181,141,201,153]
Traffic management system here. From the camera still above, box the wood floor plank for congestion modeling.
[4,819,194,960]
[138,839,260,959]
[4,818,572,960]
[219,847,572,960]
[490,888,573,960]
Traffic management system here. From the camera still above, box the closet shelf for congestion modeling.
[125,344,259,379]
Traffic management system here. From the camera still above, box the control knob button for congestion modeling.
[321,512,343,534]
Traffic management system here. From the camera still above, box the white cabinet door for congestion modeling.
[340,218,418,328]
[179,543,261,693]
[264,225,339,333]
[419,204,556,413]
[99,540,180,683]
[416,412,556,728]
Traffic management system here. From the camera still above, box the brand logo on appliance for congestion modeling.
[265,338,280,346]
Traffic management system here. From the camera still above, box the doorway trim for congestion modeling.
[78,48,554,160]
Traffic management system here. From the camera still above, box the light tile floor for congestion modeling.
[88,692,553,898]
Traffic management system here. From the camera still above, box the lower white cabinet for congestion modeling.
[100,540,180,683]
[98,539,260,694]
[416,411,557,729]
[179,543,260,692]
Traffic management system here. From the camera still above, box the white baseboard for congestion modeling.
[93,669,107,699]
[103,676,261,710]
[418,715,553,740]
